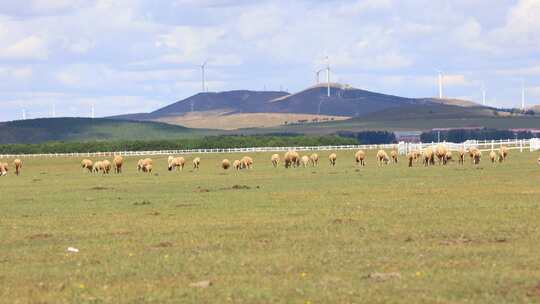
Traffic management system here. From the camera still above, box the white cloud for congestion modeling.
[0,35,48,60]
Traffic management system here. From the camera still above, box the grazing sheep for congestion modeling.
[422,147,435,166]
[489,151,497,163]
[284,150,300,168]
[138,158,153,173]
[233,160,241,170]
[435,144,448,165]
[81,159,93,173]
[167,156,174,166]
[137,159,144,172]
[193,157,201,170]
[143,164,152,173]
[241,156,253,169]
[93,161,102,174]
[412,150,421,163]
[376,150,389,166]
[407,152,414,167]
[458,149,465,165]
[102,160,112,174]
[222,159,231,170]
[499,146,509,162]
[0,162,8,176]
[471,148,482,165]
[168,157,185,171]
[538,157,540,165]
[444,151,453,164]
[309,153,319,167]
[113,155,123,174]
[390,150,398,164]
[271,154,280,168]
[328,153,337,167]
[300,155,310,168]
[13,159,22,176]
[355,150,366,167]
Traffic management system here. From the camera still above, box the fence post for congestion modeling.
[520,140,523,152]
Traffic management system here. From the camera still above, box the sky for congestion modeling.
[0,0,539,121]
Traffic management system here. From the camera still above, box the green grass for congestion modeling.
[1,150,540,303]
[243,116,540,134]
[0,118,214,144]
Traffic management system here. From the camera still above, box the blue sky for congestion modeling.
[0,0,539,121]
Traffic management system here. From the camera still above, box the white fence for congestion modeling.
[0,138,538,159]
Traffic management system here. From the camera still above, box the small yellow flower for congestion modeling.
[164,255,169,259]
[128,253,134,257]
[415,272,422,277]
[79,284,85,289]
[301,272,307,278]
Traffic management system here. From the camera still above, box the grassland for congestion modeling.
[1,150,540,303]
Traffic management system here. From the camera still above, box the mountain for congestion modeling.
[0,118,209,144]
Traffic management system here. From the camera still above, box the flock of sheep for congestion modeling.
[1,145,539,178]
[0,158,22,176]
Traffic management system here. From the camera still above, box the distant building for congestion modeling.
[394,131,422,143]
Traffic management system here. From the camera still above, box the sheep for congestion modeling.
[284,150,300,168]
[143,163,152,173]
[168,157,185,171]
[376,150,389,166]
[233,160,242,170]
[328,153,337,167]
[355,150,366,167]
[498,146,509,162]
[0,162,8,176]
[489,151,497,163]
[93,161,102,174]
[193,157,201,170]
[309,153,319,167]
[435,144,448,165]
[422,147,435,166]
[137,158,153,172]
[222,159,231,170]
[167,156,174,166]
[407,152,414,167]
[444,151,453,164]
[471,148,482,165]
[241,156,253,169]
[271,154,280,168]
[102,160,112,174]
[468,148,478,164]
[412,150,422,163]
[113,155,123,174]
[458,149,465,165]
[81,159,93,173]
[390,150,398,164]
[538,157,540,165]
[300,155,310,168]
[13,159,22,176]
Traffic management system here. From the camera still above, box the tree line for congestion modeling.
[420,128,536,143]
[0,135,358,154]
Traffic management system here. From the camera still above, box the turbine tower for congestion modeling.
[91,103,95,119]
[52,103,56,118]
[436,69,443,99]
[201,60,208,93]
[315,69,324,84]
[325,56,330,97]
[22,108,26,120]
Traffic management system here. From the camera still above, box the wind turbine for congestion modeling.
[325,56,331,97]
[22,108,26,120]
[201,60,208,93]
[435,69,444,99]
[91,103,95,119]
[52,103,56,118]
[315,69,324,84]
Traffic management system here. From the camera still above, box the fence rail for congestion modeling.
[0,138,538,159]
